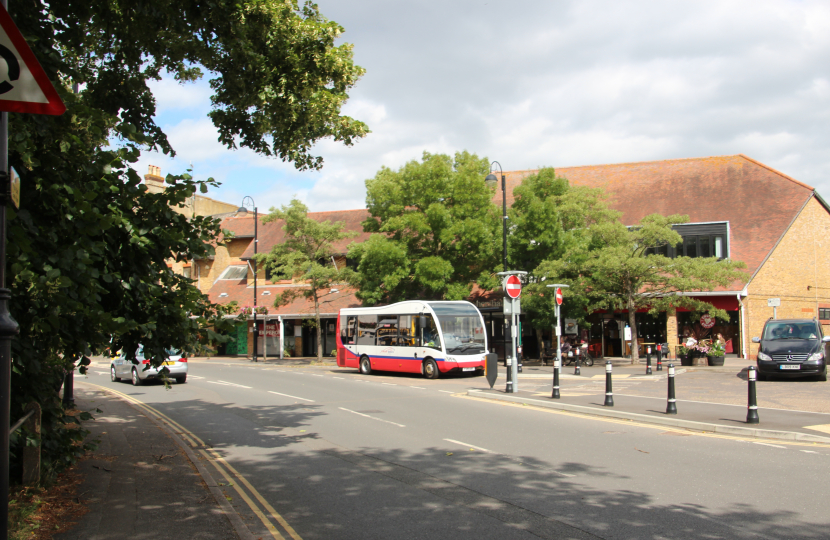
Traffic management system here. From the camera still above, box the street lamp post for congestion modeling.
[547,284,569,398]
[485,162,507,271]
[238,197,258,362]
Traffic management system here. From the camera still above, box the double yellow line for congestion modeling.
[91,384,303,540]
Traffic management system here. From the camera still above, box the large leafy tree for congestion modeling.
[260,199,356,362]
[349,151,500,305]
[8,0,367,479]
[538,214,747,362]
[507,168,620,352]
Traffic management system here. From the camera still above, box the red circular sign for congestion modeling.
[700,314,715,329]
[505,275,522,299]
[555,287,563,306]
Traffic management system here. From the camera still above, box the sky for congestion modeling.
[135,0,830,213]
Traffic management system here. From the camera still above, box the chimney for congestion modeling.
[144,165,164,186]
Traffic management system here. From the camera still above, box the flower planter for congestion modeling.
[707,355,725,366]
[680,354,694,367]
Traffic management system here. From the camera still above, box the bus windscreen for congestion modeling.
[428,302,486,355]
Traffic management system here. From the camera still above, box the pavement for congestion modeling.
[56,384,251,540]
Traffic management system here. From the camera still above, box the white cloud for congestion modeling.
[137,0,830,210]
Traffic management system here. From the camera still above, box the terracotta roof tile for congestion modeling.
[496,155,815,285]
[208,279,362,317]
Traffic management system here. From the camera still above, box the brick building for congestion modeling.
[485,154,830,360]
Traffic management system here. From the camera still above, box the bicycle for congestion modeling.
[562,347,595,367]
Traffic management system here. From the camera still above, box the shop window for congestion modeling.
[820,308,830,321]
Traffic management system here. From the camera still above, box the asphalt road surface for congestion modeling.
[82,361,830,540]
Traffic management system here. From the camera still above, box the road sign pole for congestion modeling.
[511,307,518,392]
[552,304,561,399]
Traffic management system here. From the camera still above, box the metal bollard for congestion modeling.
[666,363,677,415]
[574,355,581,376]
[746,366,759,424]
[656,344,663,371]
[552,358,561,399]
[645,346,652,375]
[505,356,513,394]
[604,361,614,406]
[517,346,523,373]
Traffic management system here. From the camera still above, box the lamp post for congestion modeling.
[484,162,507,271]
[547,284,570,398]
[237,197,258,362]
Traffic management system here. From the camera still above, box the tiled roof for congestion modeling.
[208,278,363,317]
[234,209,372,260]
[497,155,816,286]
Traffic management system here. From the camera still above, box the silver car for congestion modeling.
[110,346,188,385]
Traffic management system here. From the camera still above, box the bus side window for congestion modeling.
[419,315,439,348]
[377,316,399,346]
[357,315,377,346]
[399,315,416,347]
[343,316,356,344]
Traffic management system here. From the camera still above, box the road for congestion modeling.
[81,360,830,540]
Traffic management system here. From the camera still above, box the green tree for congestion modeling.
[261,199,356,362]
[538,214,747,362]
[349,151,500,305]
[8,0,368,479]
[507,168,620,353]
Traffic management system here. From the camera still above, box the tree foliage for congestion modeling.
[349,151,500,305]
[261,200,356,361]
[507,168,620,337]
[538,214,747,361]
[8,0,367,480]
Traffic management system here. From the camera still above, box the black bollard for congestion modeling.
[746,365,759,424]
[604,361,614,406]
[505,356,513,394]
[574,355,581,376]
[552,357,561,399]
[517,347,523,373]
[645,346,652,375]
[656,344,663,371]
[666,363,677,414]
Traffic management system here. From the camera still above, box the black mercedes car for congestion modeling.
[752,319,830,381]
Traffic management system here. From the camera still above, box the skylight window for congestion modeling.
[218,265,248,280]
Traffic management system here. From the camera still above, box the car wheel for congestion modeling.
[819,369,827,382]
[131,368,142,386]
[176,375,187,384]
[359,355,372,375]
[423,358,439,379]
[111,366,121,382]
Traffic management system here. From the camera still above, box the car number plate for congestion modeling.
[780,364,801,370]
[462,367,475,371]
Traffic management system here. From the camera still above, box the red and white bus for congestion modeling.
[336,300,487,379]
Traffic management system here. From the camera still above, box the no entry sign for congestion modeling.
[555,287,563,305]
[504,275,522,299]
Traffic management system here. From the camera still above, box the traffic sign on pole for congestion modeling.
[0,5,65,115]
[555,287,563,305]
[504,275,522,299]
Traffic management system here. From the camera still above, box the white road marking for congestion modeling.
[382,383,397,386]
[410,386,426,390]
[753,442,786,449]
[311,374,324,377]
[96,371,108,375]
[188,375,205,380]
[207,380,252,389]
[444,439,495,453]
[443,438,575,477]
[439,390,455,394]
[333,377,344,380]
[614,393,830,415]
[269,391,314,402]
[801,450,819,454]
[339,407,405,427]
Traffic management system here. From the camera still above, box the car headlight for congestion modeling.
[808,352,824,362]
[757,351,772,361]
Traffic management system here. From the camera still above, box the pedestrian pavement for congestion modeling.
[468,384,830,444]
[56,384,252,540]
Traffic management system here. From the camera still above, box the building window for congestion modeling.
[183,266,192,279]
[217,265,248,280]
[645,222,729,260]
[819,308,830,321]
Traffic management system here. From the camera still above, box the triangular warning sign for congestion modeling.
[0,5,65,115]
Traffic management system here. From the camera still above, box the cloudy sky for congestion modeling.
[136,0,830,212]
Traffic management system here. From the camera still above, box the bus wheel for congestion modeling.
[423,359,439,379]
[359,355,372,375]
